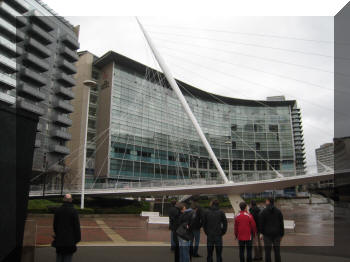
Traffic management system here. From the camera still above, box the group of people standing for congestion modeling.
[169,197,284,262]
[169,199,227,262]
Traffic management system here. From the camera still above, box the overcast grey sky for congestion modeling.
[64,16,335,172]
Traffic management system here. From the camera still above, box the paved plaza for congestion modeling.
[29,198,334,247]
[24,197,350,261]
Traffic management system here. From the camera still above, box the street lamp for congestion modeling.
[81,80,97,209]
[225,140,232,181]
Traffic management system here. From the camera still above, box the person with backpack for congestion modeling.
[176,202,194,262]
[234,202,257,262]
[203,199,227,262]
[259,198,284,262]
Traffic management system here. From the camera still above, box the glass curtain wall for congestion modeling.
[109,64,295,182]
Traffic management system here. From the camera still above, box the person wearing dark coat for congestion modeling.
[171,202,184,262]
[169,200,179,251]
[202,199,227,262]
[249,200,262,260]
[176,202,195,262]
[53,194,81,262]
[190,201,203,257]
[259,198,284,262]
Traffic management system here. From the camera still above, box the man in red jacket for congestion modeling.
[234,202,257,262]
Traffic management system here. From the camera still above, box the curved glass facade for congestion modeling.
[106,61,301,183]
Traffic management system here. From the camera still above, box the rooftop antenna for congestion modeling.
[136,17,229,184]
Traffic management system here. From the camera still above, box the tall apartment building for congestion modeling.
[68,50,306,189]
[316,142,334,187]
[0,0,79,187]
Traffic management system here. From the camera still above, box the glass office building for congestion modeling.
[81,51,305,184]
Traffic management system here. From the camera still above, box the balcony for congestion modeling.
[58,58,76,74]
[26,37,51,58]
[0,17,25,41]
[52,114,72,127]
[0,73,16,89]
[60,34,79,50]
[17,83,46,101]
[60,46,78,62]
[20,68,46,86]
[0,54,16,73]
[0,2,27,27]
[27,10,54,31]
[50,144,70,155]
[23,53,49,72]
[28,23,54,45]
[6,0,30,13]
[48,164,68,173]
[56,72,75,87]
[0,35,17,56]
[55,86,74,100]
[51,129,72,140]
[17,99,44,116]
[0,92,15,105]
[53,100,73,113]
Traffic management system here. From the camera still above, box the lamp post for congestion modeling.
[225,140,232,181]
[81,80,97,209]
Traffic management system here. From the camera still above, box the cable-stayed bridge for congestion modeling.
[29,170,333,198]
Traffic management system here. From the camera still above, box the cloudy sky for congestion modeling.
[43,1,348,172]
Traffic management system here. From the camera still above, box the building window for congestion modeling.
[257,160,267,170]
[232,141,236,150]
[168,155,176,161]
[137,151,151,158]
[269,160,280,170]
[254,124,262,132]
[269,124,278,132]
[115,147,130,154]
[244,160,255,171]
[199,159,208,169]
[231,124,237,131]
[256,142,261,150]
[232,160,242,170]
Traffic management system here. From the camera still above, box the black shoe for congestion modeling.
[193,254,202,258]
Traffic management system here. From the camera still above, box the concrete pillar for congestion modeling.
[228,194,244,215]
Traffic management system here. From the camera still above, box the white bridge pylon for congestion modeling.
[136,17,229,184]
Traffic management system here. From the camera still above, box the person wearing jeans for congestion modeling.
[176,202,194,262]
[178,236,191,262]
[234,202,257,262]
[190,201,203,257]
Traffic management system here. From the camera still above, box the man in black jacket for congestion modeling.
[249,200,262,260]
[203,199,227,262]
[53,194,81,262]
[259,198,284,262]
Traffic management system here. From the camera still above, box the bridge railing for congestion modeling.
[29,170,326,196]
